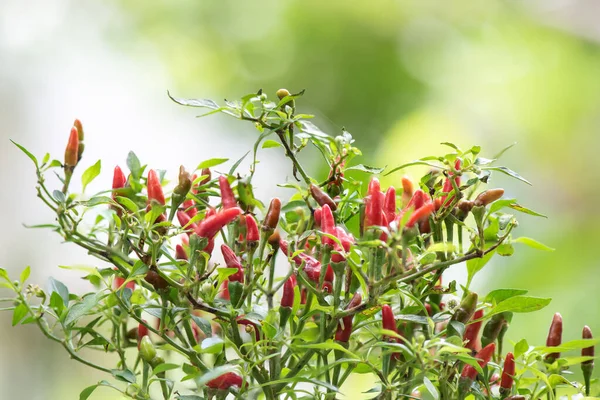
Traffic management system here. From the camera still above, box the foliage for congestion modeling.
[1,90,595,400]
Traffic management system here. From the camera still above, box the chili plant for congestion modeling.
[1,89,597,399]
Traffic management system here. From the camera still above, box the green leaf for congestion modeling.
[514,338,529,358]
[228,151,249,175]
[466,250,495,286]
[79,385,98,400]
[261,140,281,149]
[20,266,31,284]
[111,369,136,383]
[484,289,528,304]
[385,158,442,176]
[168,93,219,110]
[0,267,8,281]
[81,160,101,192]
[197,158,228,170]
[12,303,28,326]
[200,336,224,354]
[491,296,551,315]
[423,376,439,400]
[493,142,517,160]
[295,341,358,359]
[115,196,138,213]
[53,190,66,203]
[512,237,554,251]
[64,292,103,326]
[534,338,600,353]
[346,164,385,174]
[153,363,180,375]
[11,140,38,168]
[190,315,212,337]
[481,166,531,185]
[129,260,149,277]
[487,199,546,218]
[126,151,142,180]
[48,277,70,306]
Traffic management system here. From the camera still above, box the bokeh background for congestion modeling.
[1,0,600,398]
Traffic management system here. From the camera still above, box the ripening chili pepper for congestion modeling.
[335,293,362,342]
[147,169,165,205]
[321,204,336,248]
[481,312,507,348]
[281,275,296,308]
[461,343,496,381]
[173,165,192,197]
[268,230,280,248]
[310,183,337,211]
[401,176,414,207]
[582,325,594,396]
[73,119,85,161]
[545,312,563,363]
[245,215,259,243]
[263,198,281,232]
[451,292,478,325]
[145,269,169,290]
[219,176,237,209]
[464,309,484,351]
[406,201,434,228]
[500,352,515,395]
[206,372,243,390]
[196,207,243,238]
[474,189,505,207]
[220,244,244,283]
[64,126,79,168]
[384,186,397,223]
[137,320,149,349]
[175,244,188,260]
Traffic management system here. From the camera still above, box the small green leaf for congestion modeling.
[466,250,495,286]
[53,190,66,203]
[200,336,224,354]
[48,277,70,306]
[20,266,31,284]
[81,160,101,192]
[423,376,439,400]
[11,140,38,168]
[514,338,529,358]
[481,166,531,185]
[115,196,138,213]
[295,341,358,359]
[493,142,517,160]
[197,158,228,170]
[385,158,442,176]
[126,151,142,180]
[64,292,104,326]
[79,385,99,400]
[512,237,554,251]
[12,303,28,326]
[129,260,148,277]
[491,296,551,315]
[346,164,385,174]
[228,151,249,175]
[190,315,212,337]
[0,267,8,280]
[484,289,528,304]
[153,363,179,375]
[168,93,220,110]
[111,369,136,383]
[261,140,281,149]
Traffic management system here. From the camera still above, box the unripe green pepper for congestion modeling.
[481,312,507,348]
[139,335,156,363]
[451,292,478,325]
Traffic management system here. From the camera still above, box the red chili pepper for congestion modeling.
[245,215,259,243]
[219,280,230,300]
[545,312,563,363]
[381,304,397,334]
[441,159,462,206]
[175,244,188,260]
[461,343,496,380]
[281,275,296,308]
[198,168,211,187]
[364,178,384,227]
[177,210,197,235]
[183,199,197,219]
[113,268,135,290]
[406,201,434,228]
[219,176,237,209]
[263,198,281,231]
[474,189,505,207]
[405,189,427,211]
[147,169,165,205]
[64,126,79,168]
[137,320,149,350]
[206,372,243,390]
[196,207,243,238]
[464,309,484,351]
[335,293,362,342]
[582,325,594,361]
[401,176,414,207]
[112,166,126,198]
[220,244,244,283]
[384,186,397,223]
[313,207,322,227]
[321,204,336,248]
[310,183,337,211]
[500,352,515,394]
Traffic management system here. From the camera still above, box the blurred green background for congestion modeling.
[1,0,599,398]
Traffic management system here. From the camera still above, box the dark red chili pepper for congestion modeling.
[220,244,244,283]
[384,186,397,223]
[461,343,495,380]
[406,201,434,228]
[137,320,149,350]
[196,207,243,238]
[545,312,563,363]
[198,167,211,187]
[268,230,280,249]
[401,176,414,207]
[310,183,337,211]
[582,325,594,396]
[500,352,515,395]
[263,198,281,231]
[381,304,397,334]
[64,126,79,168]
[174,165,192,196]
[300,288,307,304]
[335,293,362,342]
[313,207,322,227]
[474,189,505,207]
[175,244,188,260]
[147,169,165,205]
[206,372,243,390]
[281,275,296,308]
[321,204,336,248]
[219,176,237,209]
[464,309,484,351]
[245,215,259,243]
